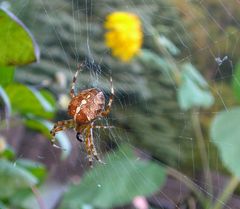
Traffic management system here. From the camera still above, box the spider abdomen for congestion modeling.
[68,88,105,124]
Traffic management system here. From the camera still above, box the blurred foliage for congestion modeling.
[171,0,240,77]
[1,0,240,208]
[0,136,47,208]
[7,0,198,166]
[0,159,38,198]
[0,6,66,208]
[0,4,71,156]
[60,145,166,209]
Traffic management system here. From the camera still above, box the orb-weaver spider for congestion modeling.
[50,63,114,167]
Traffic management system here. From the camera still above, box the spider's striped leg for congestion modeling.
[89,124,105,164]
[100,76,114,117]
[70,63,84,98]
[84,127,94,167]
[50,119,75,146]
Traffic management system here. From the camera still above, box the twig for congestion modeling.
[31,186,46,209]
[167,167,207,207]
[212,175,239,209]
[191,109,213,200]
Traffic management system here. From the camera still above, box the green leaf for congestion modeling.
[139,49,172,76]
[177,63,214,110]
[157,35,180,55]
[0,7,39,67]
[25,119,71,159]
[183,63,208,88]
[0,67,15,86]
[40,89,56,108]
[29,87,55,113]
[210,107,240,177]
[0,147,15,160]
[16,159,46,182]
[60,145,166,209]
[4,83,55,119]
[0,159,37,198]
[232,62,240,102]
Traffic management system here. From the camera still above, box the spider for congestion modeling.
[50,63,114,167]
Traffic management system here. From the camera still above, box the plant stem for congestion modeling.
[212,175,239,209]
[191,109,213,200]
[167,167,207,207]
[31,186,46,209]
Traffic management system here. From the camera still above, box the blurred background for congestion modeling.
[1,0,240,209]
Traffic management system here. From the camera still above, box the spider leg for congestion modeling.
[50,119,75,146]
[84,127,94,167]
[100,76,114,117]
[70,63,84,98]
[89,124,105,164]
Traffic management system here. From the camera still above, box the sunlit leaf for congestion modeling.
[0,7,39,66]
[40,90,56,108]
[177,63,214,110]
[25,119,71,159]
[210,107,240,177]
[29,87,54,113]
[60,145,166,209]
[4,83,55,119]
[0,67,15,86]
[0,159,37,198]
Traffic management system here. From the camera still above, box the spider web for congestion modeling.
[3,0,240,208]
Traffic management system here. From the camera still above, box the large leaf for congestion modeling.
[210,107,240,177]
[177,63,214,110]
[0,159,37,198]
[60,145,166,209]
[4,83,55,119]
[0,7,39,66]
[0,67,15,86]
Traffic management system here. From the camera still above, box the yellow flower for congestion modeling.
[104,12,143,62]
